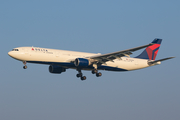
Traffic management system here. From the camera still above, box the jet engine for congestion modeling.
[74,58,91,67]
[49,65,66,74]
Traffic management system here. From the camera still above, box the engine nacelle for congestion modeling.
[49,65,66,74]
[74,58,91,67]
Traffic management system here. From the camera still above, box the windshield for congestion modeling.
[12,49,19,51]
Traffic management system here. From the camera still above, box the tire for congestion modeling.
[23,66,27,69]
[81,76,86,80]
[96,72,102,77]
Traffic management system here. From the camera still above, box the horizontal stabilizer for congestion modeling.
[148,57,175,64]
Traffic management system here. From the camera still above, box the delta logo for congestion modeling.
[31,48,48,52]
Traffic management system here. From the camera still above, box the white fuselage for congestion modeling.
[8,47,154,71]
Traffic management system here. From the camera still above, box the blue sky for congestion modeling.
[0,0,179,120]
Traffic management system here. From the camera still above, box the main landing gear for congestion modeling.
[76,69,87,81]
[92,64,102,77]
[76,69,102,81]
[23,61,27,69]
[92,69,102,77]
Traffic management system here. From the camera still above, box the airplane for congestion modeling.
[8,38,175,81]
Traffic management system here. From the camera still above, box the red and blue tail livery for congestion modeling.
[136,39,162,60]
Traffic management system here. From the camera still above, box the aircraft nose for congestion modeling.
[8,51,12,56]
[8,51,14,57]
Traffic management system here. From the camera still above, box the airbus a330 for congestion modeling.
[8,39,174,80]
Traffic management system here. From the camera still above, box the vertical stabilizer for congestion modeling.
[136,39,162,60]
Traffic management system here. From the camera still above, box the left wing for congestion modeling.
[87,42,154,64]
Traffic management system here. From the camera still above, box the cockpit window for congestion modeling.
[12,49,19,51]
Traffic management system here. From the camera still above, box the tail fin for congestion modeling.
[136,38,162,60]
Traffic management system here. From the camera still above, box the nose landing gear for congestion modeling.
[23,61,27,69]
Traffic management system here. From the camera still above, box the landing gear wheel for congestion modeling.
[23,66,27,69]
[96,72,102,77]
[81,76,86,80]
[92,69,98,74]
[76,73,82,78]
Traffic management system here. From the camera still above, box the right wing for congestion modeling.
[87,43,154,64]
